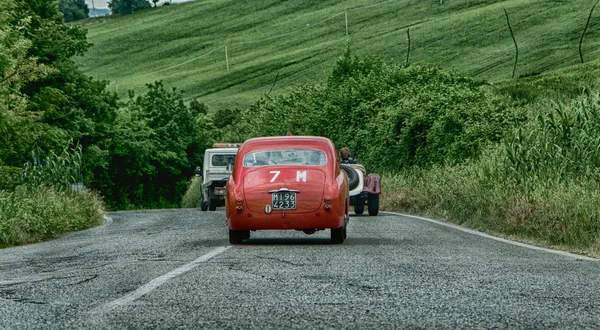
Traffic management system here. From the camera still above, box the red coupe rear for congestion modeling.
[226,136,349,244]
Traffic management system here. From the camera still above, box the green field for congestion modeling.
[77,0,600,111]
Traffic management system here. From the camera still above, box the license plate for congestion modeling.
[271,191,296,210]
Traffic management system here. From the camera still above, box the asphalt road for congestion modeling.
[0,209,598,329]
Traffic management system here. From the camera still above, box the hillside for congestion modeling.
[76,0,600,111]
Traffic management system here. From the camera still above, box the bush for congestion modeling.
[0,166,21,190]
[212,52,522,173]
[108,0,151,15]
[181,176,201,208]
[88,81,201,210]
[0,185,105,247]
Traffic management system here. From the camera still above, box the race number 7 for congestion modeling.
[270,170,307,182]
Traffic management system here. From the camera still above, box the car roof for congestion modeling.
[205,148,238,153]
[240,136,335,152]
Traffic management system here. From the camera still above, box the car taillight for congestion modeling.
[236,206,244,214]
[323,196,332,212]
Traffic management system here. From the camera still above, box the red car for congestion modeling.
[225,136,350,244]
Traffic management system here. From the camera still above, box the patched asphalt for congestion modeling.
[0,209,598,329]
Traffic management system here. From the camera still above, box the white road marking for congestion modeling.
[94,246,231,313]
[387,212,597,261]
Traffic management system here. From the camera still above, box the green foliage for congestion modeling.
[0,166,21,190]
[181,176,201,208]
[19,145,84,192]
[59,0,89,22]
[0,185,104,248]
[214,54,521,172]
[88,81,201,209]
[108,0,151,15]
[0,0,118,170]
[382,146,600,249]
[505,93,600,183]
[1,0,64,167]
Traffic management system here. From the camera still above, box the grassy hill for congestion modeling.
[76,0,600,111]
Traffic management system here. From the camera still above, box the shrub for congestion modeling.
[181,176,201,208]
[0,185,105,247]
[88,82,200,210]
[0,166,21,190]
[213,53,522,173]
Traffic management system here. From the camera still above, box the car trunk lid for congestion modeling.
[243,167,325,213]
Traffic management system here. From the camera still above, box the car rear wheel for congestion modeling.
[354,201,364,215]
[208,198,217,211]
[368,194,379,216]
[229,229,250,244]
[331,226,345,244]
[341,165,359,190]
[200,201,208,211]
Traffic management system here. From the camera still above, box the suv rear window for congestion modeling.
[212,154,236,166]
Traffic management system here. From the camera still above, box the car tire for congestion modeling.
[354,201,364,215]
[368,194,379,216]
[201,201,208,211]
[229,229,249,244]
[208,198,217,211]
[341,165,359,190]
[331,226,345,244]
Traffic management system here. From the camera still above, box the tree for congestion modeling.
[108,0,151,15]
[0,0,65,167]
[2,0,119,193]
[87,81,201,209]
[59,0,89,22]
[11,0,119,163]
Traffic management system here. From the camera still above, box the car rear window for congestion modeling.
[242,149,327,167]
[212,154,236,166]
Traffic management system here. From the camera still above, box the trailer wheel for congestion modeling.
[368,194,379,216]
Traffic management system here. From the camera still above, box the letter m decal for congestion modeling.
[296,171,307,182]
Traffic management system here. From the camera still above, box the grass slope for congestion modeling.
[77,0,600,110]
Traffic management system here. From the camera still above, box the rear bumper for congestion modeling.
[227,210,345,231]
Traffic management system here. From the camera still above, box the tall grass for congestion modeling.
[382,153,600,251]
[505,93,600,183]
[381,94,600,255]
[0,185,105,247]
[20,145,84,191]
[0,145,105,248]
